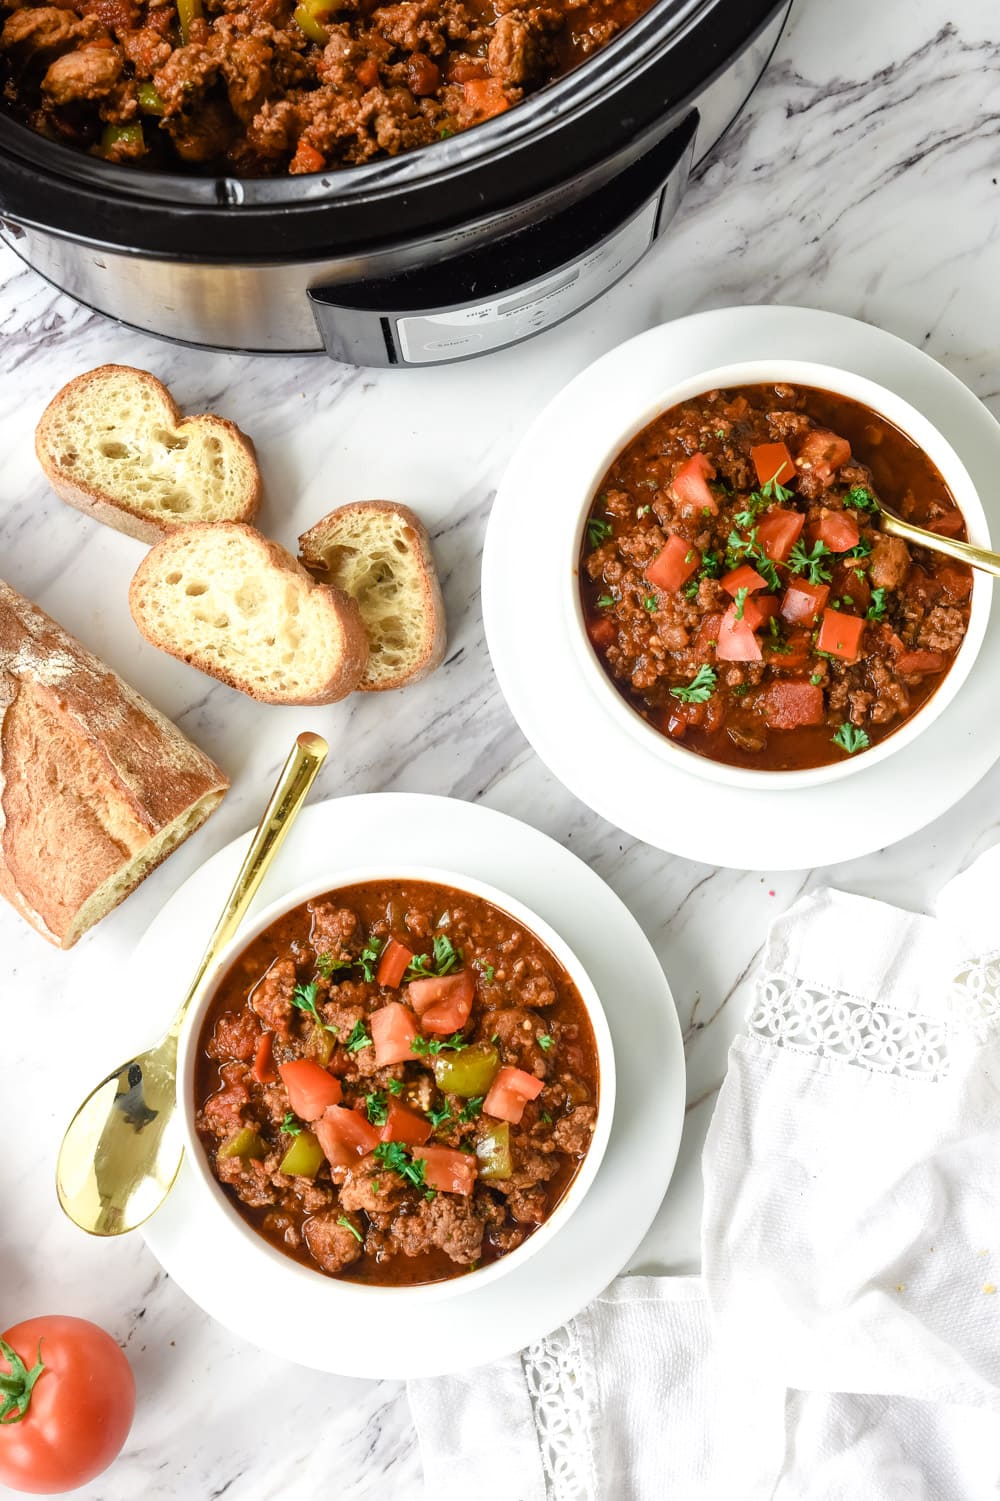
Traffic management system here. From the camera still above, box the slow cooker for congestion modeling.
[0,0,789,364]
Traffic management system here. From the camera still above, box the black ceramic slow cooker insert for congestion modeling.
[0,0,789,363]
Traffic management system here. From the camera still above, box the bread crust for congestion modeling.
[298,500,447,692]
[35,365,261,545]
[0,576,229,949]
[129,522,369,704]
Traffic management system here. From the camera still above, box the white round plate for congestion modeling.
[483,306,1000,869]
[139,793,684,1378]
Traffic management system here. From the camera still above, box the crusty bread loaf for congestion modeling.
[0,577,228,949]
[129,523,369,704]
[298,501,446,692]
[35,365,261,544]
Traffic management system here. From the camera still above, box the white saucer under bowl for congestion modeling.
[139,793,684,1378]
[483,305,999,869]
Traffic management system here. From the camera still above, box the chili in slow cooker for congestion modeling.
[0,0,655,174]
[194,880,599,1285]
[579,383,973,771]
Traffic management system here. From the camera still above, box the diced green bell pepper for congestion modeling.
[218,1126,267,1160]
[177,0,202,42]
[311,1023,337,1067]
[137,82,164,115]
[292,0,330,44]
[278,1130,325,1178]
[100,122,145,156]
[475,1121,511,1181]
[432,1043,500,1099]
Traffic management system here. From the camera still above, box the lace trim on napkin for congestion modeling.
[750,951,1000,1080]
[521,1320,596,1501]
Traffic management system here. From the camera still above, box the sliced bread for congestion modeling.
[36,365,261,544]
[298,501,446,692]
[129,523,368,704]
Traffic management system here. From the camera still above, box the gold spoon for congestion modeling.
[56,730,329,1237]
[877,499,1000,579]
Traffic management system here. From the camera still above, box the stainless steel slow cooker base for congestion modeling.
[0,2,789,360]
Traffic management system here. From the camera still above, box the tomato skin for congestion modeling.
[0,1316,134,1495]
[644,534,700,592]
[278,1059,343,1120]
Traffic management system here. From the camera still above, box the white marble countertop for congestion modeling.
[3,0,1000,1492]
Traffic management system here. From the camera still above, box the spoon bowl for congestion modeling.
[56,731,329,1237]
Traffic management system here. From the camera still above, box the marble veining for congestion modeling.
[3,0,1000,1491]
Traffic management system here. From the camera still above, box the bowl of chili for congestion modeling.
[178,864,615,1301]
[569,360,991,788]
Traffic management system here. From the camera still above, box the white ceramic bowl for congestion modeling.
[178,863,616,1304]
[564,359,991,791]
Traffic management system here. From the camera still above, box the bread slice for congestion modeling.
[0,577,228,949]
[298,502,446,692]
[36,365,261,545]
[129,522,368,704]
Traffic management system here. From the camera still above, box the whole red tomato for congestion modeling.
[0,1316,135,1494]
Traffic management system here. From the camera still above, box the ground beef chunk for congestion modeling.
[42,45,122,103]
[918,605,967,654]
[309,903,363,963]
[339,1156,409,1215]
[304,1211,364,1273]
[201,1062,251,1134]
[391,1195,485,1264]
[121,25,172,73]
[507,1185,548,1223]
[869,535,912,590]
[486,8,557,85]
[251,958,298,1040]
[215,1154,278,1208]
[552,1105,596,1156]
[221,33,273,122]
[206,1009,261,1062]
[488,1008,551,1078]
[2,6,94,59]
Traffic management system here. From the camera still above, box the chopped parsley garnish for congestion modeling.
[337,1215,363,1244]
[809,672,824,686]
[345,1019,372,1053]
[733,585,750,622]
[832,722,870,755]
[638,504,652,517]
[644,595,657,612]
[388,1078,404,1096]
[788,539,833,584]
[426,1102,452,1129]
[844,485,878,512]
[725,526,781,589]
[459,1097,484,1121]
[291,981,337,1034]
[282,1112,303,1136]
[596,594,615,608]
[586,517,613,548]
[538,1034,554,1052]
[365,1091,389,1126]
[358,937,383,983]
[475,960,495,984]
[373,1140,427,1188]
[766,616,791,654]
[866,588,888,621]
[315,952,351,979]
[406,934,463,981]
[760,475,794,503]
[731,684,749,697]
[540,1111,553,1125]
[669,663,717,704]
[844,536,873,560]
[412,1031,466,1055]
[424,1189,437,1202]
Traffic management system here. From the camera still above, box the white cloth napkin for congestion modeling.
[408,849,1000,1500]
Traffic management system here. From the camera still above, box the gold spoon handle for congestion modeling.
[166,731,328,1042]
[880,508,1000,579]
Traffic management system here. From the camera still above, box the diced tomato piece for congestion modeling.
[928,511,965,538]
[670,453,718,515]
[314,1105,381,1169]
[796,428,851,483]
[371,1002,420,1066]
[252,1031,277,1084]
[761,681,826,729]
[376,937,413,989]
[644,534,700,592]
[769,628,813,671]
[448,58,487,81]
[407,970,475,1035]
[380,1099,433,1147]
[756,508,805,563]
[412,1145,478,1196]
[895,649,947,676]
[696,611,724,655]
[483,1066,545,1125]
[815,510,860,552]
[937,565,972,603]
[278,1059,343,1121]
[751,442,796,487]
[743,594,779,631]
[721,564,767,597]
[355,57,380,87]
[781,581,829,624]
[816,609,866,662]
[289,140,325,175]
[463,77,509,119]
[587,614,616,650]
[830,563,870,615]
[716,602,763,662]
